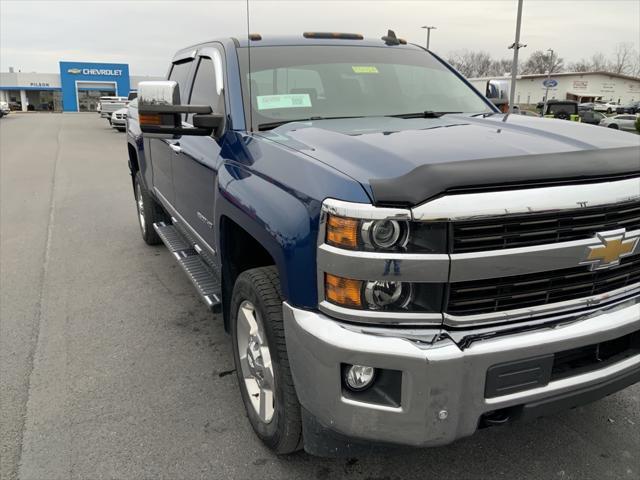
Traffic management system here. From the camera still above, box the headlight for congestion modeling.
[362,219,409,249]
[326,214,410,251]
[363,280,412,310]
[324,274,415,311]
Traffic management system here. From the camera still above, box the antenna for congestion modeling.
[246,0,254,132]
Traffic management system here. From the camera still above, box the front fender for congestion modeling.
[216,162,319,307]
[215,133,370,308]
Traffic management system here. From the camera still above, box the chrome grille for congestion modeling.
[446,254,640,316]
[452,200,640,253]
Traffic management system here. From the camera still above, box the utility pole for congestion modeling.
[507,0,526,114]
[421,25,437,50]
[542,48,554,115]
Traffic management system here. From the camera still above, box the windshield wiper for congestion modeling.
[388,111,462,119]
[257,115,366,131]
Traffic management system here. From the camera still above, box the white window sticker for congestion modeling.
[256,94,312,110]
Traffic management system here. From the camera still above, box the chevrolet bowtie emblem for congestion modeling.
[582,229,639,270]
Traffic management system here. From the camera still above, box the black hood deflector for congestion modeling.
[369,146,640,207]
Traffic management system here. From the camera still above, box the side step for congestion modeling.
[154,222,222,312]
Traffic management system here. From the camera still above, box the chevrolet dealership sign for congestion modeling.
[67,67,122,76]
[59,61,130,111]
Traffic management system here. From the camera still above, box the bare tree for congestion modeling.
[447,50,493,78]
[446,46,640,79]
[521,50,564,74]
[491,58,513,76]
[567,59,592,72]
[589,52,609,71]
[611,42,636,75]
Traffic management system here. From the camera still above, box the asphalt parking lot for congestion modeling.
[1,113,639,480]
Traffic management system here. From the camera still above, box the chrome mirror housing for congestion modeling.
[137,81,220,138]
[138,80,181,109]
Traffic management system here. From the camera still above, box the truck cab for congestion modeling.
[126,33,640,456]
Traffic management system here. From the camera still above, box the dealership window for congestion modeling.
[77,89,115,112]
[25,90,62,111]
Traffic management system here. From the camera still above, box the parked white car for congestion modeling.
[99,96,128,122]
[599,114,638,131]
[0,101,10,117]
[111,107,127,132]
[593,101,619,114]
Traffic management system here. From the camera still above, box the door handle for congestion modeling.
[169,142,182,154]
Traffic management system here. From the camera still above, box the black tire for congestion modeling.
[554,111,570,120]
[231,266,302,454]
[116,127,125,132]
[133,171,168,245]
[608,124,619,129]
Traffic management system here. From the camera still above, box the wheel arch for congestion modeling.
[219,215,279,331]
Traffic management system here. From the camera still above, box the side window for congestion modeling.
[168,60,193,103]
[188,57,222,115]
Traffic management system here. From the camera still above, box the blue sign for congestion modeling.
[543,79,558,88]
[59,61,130,111]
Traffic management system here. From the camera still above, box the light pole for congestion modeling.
[542,48,554,115]
[507,0,526,114]
[421,25,437,50]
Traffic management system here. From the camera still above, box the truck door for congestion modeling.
[171,47,225,257]
[147,57,195,206]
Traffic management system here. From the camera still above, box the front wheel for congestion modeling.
[231,266,302,454]
[133,172,168,245]
[608,124,619,129]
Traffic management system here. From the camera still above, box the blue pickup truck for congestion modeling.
[126,33,640,456]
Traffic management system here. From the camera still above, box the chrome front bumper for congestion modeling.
[283,299,640,447]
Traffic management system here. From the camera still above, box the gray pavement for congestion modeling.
[1,113,639,480]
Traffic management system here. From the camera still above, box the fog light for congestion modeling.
[344,364,376,391]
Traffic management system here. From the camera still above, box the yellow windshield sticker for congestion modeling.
[352,66,379,74]
[256,94,312,110]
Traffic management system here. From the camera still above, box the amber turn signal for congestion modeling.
[325,273,362,308]
[326,215,359,249]
[139,113,162,126]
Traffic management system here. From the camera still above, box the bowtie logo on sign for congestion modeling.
[67,68,122,76]
[582,229,639,270]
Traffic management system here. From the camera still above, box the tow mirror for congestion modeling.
[138,81,224,138]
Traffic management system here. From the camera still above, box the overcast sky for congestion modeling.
[1,0,639,75]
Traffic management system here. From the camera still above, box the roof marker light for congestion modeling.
[303,32,364,40]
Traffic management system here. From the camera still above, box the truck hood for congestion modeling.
[258,114,640,205]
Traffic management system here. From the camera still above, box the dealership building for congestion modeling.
[469,71,640,107]
[0,61,162,112]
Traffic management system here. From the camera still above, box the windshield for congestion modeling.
[238,45,493,129]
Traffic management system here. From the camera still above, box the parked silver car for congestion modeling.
[0,101,10,117]
[599,114,639,131]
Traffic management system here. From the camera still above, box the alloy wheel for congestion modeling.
[236,300,275,423]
